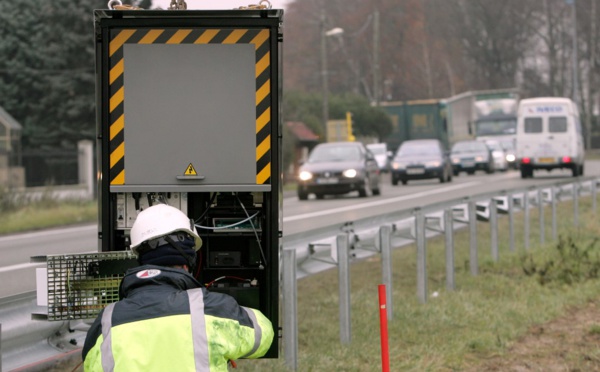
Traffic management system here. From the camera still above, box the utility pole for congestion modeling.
[373,8,380,106]
[321,8,329,136]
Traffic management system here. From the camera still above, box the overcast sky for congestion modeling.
[152,0,290,10]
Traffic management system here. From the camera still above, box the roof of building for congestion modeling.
[286,121,319,142]
[0,106,22,131]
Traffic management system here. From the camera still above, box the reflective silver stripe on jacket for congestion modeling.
[188,288,210,371]
[240,307,262,358]
[100,302,116,372]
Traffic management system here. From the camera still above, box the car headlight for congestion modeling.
[343,169,357,178]
[506,154,516,162]
[475,156,484,162]
[451,157,460,164]
[299,171,313,181]
[425,161,441,168]
[392,162,405,170]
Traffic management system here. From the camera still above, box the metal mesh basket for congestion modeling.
[46,251,137,321]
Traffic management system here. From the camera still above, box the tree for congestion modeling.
[283,90,392,141]
[0,0,107,150]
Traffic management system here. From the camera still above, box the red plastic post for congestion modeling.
[378,284,390,372]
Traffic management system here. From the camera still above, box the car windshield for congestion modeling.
[486,141,501,151]
[500,140,515,151]
[451,141,487,154]
[397,144,440,157]
[368,146,386,155]
[308,145,361,163]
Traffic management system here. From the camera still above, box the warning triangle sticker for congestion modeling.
[184,163,198,176]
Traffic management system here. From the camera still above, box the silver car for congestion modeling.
[366,143,392,173]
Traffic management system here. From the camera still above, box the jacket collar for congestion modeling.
[119,265,202,298]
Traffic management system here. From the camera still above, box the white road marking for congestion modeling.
[283,181,481,222]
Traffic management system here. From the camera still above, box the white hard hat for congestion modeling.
[129,204,202,255]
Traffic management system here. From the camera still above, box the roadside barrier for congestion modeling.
[281,176,599,370]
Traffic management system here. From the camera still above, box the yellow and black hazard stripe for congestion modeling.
[107,28,272,185]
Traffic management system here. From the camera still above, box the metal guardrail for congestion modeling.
[1,176,598,371]
[280,176,599,370]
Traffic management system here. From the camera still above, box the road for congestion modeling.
[1,162,599,299]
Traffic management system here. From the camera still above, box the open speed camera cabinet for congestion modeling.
[95,8,283,358]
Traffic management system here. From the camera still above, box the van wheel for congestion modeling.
[572,165,580,177]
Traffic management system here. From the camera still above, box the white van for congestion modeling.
[516,97,584,178]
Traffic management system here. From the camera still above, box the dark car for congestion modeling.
[450,140,495,175]
[390,139,453,185]
[296,142,381,200]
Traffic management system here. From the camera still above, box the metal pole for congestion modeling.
[444,209,455,291]
[320,9,329,135]
[415,211,428,303]
[490,199,498,261]
[508,193,515,252]
[373,8,380,106]
[524,191,530,250]
[538,188,545,245]
[551,186,557,241]
[283,249,297,371]
[379,225,393,320]
[573,182,579,227]
[337,234,351,344]
[468,201,478,276]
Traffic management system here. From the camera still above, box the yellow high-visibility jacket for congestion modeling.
[82,265,274,371]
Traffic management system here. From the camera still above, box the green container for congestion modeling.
[380,99,448,153]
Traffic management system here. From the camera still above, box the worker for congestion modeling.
[82,204,274,371]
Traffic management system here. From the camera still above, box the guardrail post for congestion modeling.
[490,199,498,262]
[524,191,530,250]
[337,234,351,344]
[468,201,478,276]
[379,225,393,320]
[551,186,557,241]
[444,208,455,291]
[573,182,579,227]
[415,210,428,303]
[508,193,515,252]
[283,249,297,371]
[538,188,545,245]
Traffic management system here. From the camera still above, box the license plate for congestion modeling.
[462,162,475,167]
[538,157,555,164]
[316,178,338,184]
[406,168,425,175]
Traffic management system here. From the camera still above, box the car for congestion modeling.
[484,139,508,172]
[296,141,381,200]
[366,143,392,173]
[390,139,453,185]
[450,140,495,175]
[499,139,517,169]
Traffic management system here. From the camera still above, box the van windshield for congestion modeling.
[475,118,516,136]
[524,117,542,133]
[549,117,567,133]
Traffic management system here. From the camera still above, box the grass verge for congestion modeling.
[236,194,600,371]
[0,188,97,235]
